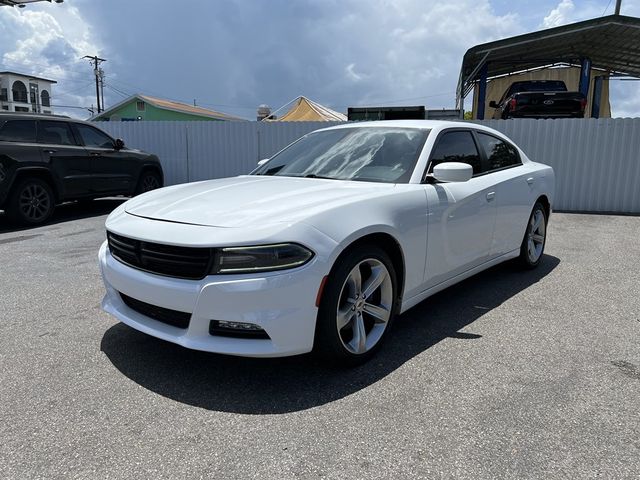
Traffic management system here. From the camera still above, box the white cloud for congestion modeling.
[541,0,575,28]
[0,4,102,118]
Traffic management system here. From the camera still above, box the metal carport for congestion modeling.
[457,14,640,119]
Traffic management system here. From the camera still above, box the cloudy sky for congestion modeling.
[1,0,639,119]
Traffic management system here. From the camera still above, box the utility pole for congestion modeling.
[98,68,105,111]
[83,55,106,113]
[615,0,622,15]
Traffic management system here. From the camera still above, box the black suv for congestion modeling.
[0,113,163,225]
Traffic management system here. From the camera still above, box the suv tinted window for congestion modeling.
[38,120,76,146]
[477,133,521,171]
[0,120,37,143]
[75,124,114,148]
[428,131,481,174]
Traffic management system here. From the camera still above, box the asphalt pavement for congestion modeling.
[0,201,639,479]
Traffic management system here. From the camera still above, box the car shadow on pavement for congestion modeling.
[0,198,126,234]
[100,255,560,414]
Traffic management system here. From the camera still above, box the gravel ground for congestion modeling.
[0,201,639,479]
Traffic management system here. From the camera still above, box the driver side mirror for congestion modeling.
[257,158,269,167]
[432,162,473,183]
[489,100,498,108]
[114,138,125,150]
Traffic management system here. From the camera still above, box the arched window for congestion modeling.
[12,81,27,103]
[41,90,50,107]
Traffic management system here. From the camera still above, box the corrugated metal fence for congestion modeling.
[100,119,640,213]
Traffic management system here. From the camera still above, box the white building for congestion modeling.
[0,71,56,114]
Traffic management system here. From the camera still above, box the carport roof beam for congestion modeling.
[458,14,640,102]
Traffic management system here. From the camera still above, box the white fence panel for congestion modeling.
[101,121,190,185]
[99,119,640,213]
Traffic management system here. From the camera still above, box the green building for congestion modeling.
[92,94,245,121]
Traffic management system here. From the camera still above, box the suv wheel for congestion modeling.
[7,178,55,225]
[135,171,161,195]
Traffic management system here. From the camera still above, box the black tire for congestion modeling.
[135,170,161,195]
[518,201,547,269]
[314,244,398,366]
[6,177,55,225]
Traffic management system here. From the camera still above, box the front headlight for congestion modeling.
[212,243,314,274]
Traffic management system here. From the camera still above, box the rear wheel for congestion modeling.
[7,178,55,225]
[315,245,398,366]
[518,201,547,268]
[135,170,161,195]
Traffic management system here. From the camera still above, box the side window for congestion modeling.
[477,133,521,171]
[38,121,76,146]
[75,124,114,149]
[428,131,481,175]
[0,120,37,143]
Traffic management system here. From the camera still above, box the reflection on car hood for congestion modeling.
[124,175,395,227]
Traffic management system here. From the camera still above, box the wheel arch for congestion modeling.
[11,167,61,202]
[536,194,551,219]
[330,231,406,307]
[139,163,164,186]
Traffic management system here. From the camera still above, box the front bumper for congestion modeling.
[98,241,325,357]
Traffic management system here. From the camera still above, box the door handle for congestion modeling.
[43,149,57,154]
[90,152,101,156]
[486,191,496,202]
[526,177,534,185]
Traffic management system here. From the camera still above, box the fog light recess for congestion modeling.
[209,320,270,339]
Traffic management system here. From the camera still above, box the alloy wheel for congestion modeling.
[18,183,51,222]
[526,208,546,263]
[336,258,393,355]
[141,174,160,192]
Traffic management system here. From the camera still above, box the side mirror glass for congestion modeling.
[432,162,473,183]
[489,100,498,108]
[114,138,125,150]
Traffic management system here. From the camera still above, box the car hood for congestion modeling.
[124,175,395,228]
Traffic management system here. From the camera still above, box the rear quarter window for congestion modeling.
[477,133,521,171]
[0,120,37,143]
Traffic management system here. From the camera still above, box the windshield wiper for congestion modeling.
[301,174,337,180]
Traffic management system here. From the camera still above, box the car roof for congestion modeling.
[315,119,509,137]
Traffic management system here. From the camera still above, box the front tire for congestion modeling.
[315,245,398,366]
[135,170,161,195]
[518,201,547,269]
[7,178,55,225]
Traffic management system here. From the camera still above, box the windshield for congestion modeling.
[253,127,430,183]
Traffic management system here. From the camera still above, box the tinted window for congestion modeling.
[75,124,114,148]
[0,120,37,143]
[428,131,481,174]
[254,127,430,184]
[38,121,76,146]
[477,133,521,171]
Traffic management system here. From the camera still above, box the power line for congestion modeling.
[105,84,130,99]
[602,0,613,15]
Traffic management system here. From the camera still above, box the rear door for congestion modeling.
[37,120,91,199]
[423,129,498,288]
[474,131,534,256]
[73,123,137,195]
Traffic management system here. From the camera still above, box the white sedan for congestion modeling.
[99,120,554,364]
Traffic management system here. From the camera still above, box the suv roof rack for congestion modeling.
[0,112,71,119]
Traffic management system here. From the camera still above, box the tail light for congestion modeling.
[580,98,587,110]
[509,98,517,111]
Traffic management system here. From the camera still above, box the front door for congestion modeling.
[422,130,497,288]
[73,123,136,195]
